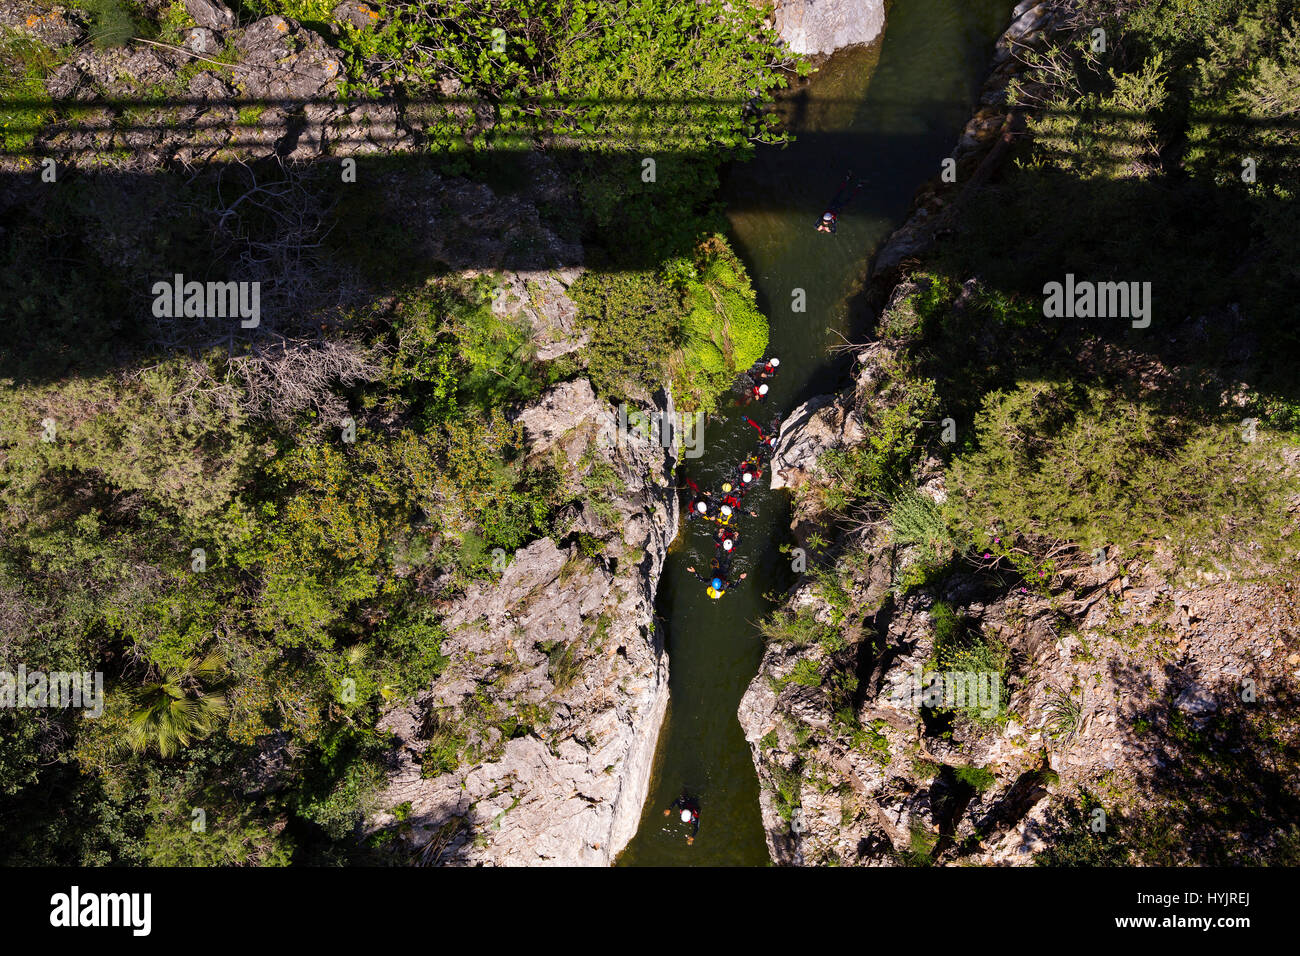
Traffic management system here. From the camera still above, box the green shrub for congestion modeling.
[293,731,392,842]
[543,638,583,692]
[0,30,59,158]
[372,608,449,699]
[902,821,937,866]
[420,710,467,778]
[949,380,1297,569]
[328,0,800,152]
[928,602,1007,724]
[78,0,137,48]
[817,365,937,511]
[143,797,292,866]
[574,235,769,412]
[671,236,770,412]
[1035,789,1129,866]
[769,762,803,823]
[952,763,997,792]
[760,606,841,649]
[248,0,336,22]
[384,277,544,424]
[889,491,957,558]
[789,658,823,688]
[572,268,684,404]
[1027,53,1170,182]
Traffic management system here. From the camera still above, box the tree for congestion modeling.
[126,653,229,758]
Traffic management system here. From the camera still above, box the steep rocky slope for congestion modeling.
[745,339,1299,865]
[373,379,679,864]
[745,282,1300,867]
[1,3,408,169]
[739,0,1300,866]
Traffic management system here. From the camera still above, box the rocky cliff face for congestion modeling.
[771,0,886,56]
[742,331,1300,866]
[353,171,672,864]
[739,0,1300,866]
[372,379,679,865]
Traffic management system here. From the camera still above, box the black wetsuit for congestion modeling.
[715,527,741,553]
[818,173,863,232]
[670,795,701,836]
[684,478,716,521]
[719,493,754,517]
[744,415,780,460]
[688,554,738,587]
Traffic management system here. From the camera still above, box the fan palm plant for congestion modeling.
[126,652,229,757]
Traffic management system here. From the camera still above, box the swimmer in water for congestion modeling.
[816,171,865,234]
[664,793,701,844]
[686,555,747,599]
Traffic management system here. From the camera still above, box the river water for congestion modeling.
[619,0,1011,867]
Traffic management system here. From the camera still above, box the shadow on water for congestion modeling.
[617,0,1013,867]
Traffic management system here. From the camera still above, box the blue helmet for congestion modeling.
[711,577,723,590]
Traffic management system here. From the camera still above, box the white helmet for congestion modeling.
[770,357,780,367]
[742,472,753,483]
[720,505,732,517]
[758,383,769,395]
[680,809,693,823]
[722,538,734,551]
[696,501,707,513]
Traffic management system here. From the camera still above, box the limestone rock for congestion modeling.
[770,392,863,491]
[773,0,886,56]
[185,0,235,31]
[233,17,342,101]
[491,270,588,361]
[184,26,221,56]
[513,379,604,460]
[371,382,679,865]
[0,1,84,45]
[332,0,382,30]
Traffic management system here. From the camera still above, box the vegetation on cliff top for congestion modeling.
[765,0,1299,866]
[0,0,789,864]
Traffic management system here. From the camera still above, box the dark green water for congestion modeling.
[618,0,1011,867]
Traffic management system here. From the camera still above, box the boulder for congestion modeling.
[0,2,84,45]
[233,17,342,101]
[772,0,886,56]
[184,0,235,31]
[331,0,381,30]
[184,26,222,56]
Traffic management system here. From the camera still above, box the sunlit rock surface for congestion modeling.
[772,0,886,55]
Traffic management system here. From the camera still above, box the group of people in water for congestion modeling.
[680,355,782,600]
[661,176,860,845]
[664,359,784,842]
